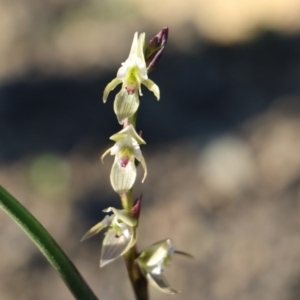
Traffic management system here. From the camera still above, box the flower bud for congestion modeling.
[145,27,169,73]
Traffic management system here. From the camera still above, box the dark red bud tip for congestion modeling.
[145,27,169,73]
[149,27,169,49]
[131,194,142,218]
[159,26,169,43]
[139,131,143,138]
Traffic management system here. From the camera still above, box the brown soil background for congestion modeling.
[1,1,300,299]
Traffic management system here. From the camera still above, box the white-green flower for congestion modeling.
[103,32,160,124]
[101,125,147,195]
[81,206,137,268]
[136,239,192,294]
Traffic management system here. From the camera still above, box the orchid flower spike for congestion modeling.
[136,239,192,294]
[81,206,138,268]
[103,32,160,124]
[101,125,147,195]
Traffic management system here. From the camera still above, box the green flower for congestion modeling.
[81,206,137,267]
[136,239,192,294]
[101,125,147,195]
[103,32,160,124]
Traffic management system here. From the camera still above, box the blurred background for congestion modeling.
[1,0,300,299]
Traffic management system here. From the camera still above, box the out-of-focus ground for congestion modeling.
[1,1,300,299]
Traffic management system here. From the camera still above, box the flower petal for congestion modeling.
[147,273,178,294]
[103,78,122,103]
[128,32,139,58]
[174,250,194,259]
[110,143,122,156]
[110,156,137,194]
[142,79,160,100]
[137,33,146,62]
[110,124,146,145]
[81,215,112,241]
[140,156,147,183]
[144,239,173,267]
[116,32,140,79]
[109,207,137,227]
[132,144,142,161]
[113,90,140,124]
[100,227,133,268]
[101,147,113,163]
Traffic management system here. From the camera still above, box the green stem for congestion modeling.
[124,245,148,300]
[120,189,133,211]
[0,185,99,300]
[121,189,148,300]
[122,112,148,299]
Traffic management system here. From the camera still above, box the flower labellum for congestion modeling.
[136,239,192,294]
[103,32,160,124]
[81,206,138,268]
[101,125,147,195]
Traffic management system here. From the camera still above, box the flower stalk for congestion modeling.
[82,27,190,300]
[124,245,149,300]
[122,192,149,300]
[101,28,168,299]
[120,188,134,211]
